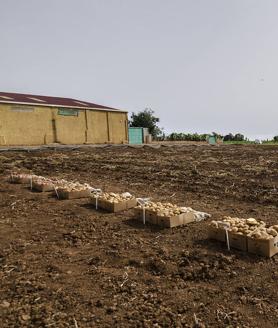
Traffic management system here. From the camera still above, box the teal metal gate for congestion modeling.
[128,127,143,144]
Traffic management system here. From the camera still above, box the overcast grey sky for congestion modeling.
[0,0,277,139]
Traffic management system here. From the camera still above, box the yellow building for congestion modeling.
[0,92,128,146]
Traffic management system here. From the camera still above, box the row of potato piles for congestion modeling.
[211,217,278,240]
[10,173,135,199]
[10,173,92,192]
[10,173,210,220]
[90,192,135,203]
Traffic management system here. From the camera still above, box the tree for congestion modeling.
[223,133,245,142]
[223,133,234,142]
[129,108,162,138]
[234,133,245,141]
[212,132,223,140]
[167,132,208,142]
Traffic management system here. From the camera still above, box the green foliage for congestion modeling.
[212,132,223,140]
[167,133,209,141]
[163,131,278,144]
[234,133,245,141]
[223,133,233,141]
[223,133,245,142]
[224,140,254,144]
[129,108,162,138]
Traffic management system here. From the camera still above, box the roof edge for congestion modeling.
[0,100,128,113]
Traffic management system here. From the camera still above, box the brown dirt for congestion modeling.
[0,144,278,328]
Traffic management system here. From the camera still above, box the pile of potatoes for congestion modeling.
[10,172,39,182]
[135,201,189,217]
[9,172,92,192]
[57,181,92,192]
[33,177,72,188]
[211,216,278,240]
[33,176,54,185]
[93,192,134,203]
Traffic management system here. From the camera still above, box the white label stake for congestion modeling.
[91,188,102,210]
[218,221,231,251]
[225,228,230,251]
[54,187,59,199]
[143,207,146,225]
[137,198,150,225]
[96,196,98,210]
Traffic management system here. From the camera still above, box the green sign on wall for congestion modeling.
[58,108,79,116]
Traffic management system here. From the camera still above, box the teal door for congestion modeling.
[128,127,143,144]
[208,136,217,145]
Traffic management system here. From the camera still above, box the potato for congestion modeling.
[267,228,277,237]
[272,225,278,232]
[247,218,259,225]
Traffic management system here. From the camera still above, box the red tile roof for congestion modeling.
[0,92,124,111]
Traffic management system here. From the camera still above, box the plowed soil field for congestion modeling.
[0,144,278,328]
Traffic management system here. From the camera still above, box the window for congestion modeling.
[58,108,79,116]
[10,105,34,112]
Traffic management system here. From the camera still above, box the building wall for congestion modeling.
[86,111,109,144]
[0,104,54,145]
[0,103,128,146]
[108,112,128,143]
[54,109,86,144]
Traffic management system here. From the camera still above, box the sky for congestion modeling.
[0,0,277,139]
